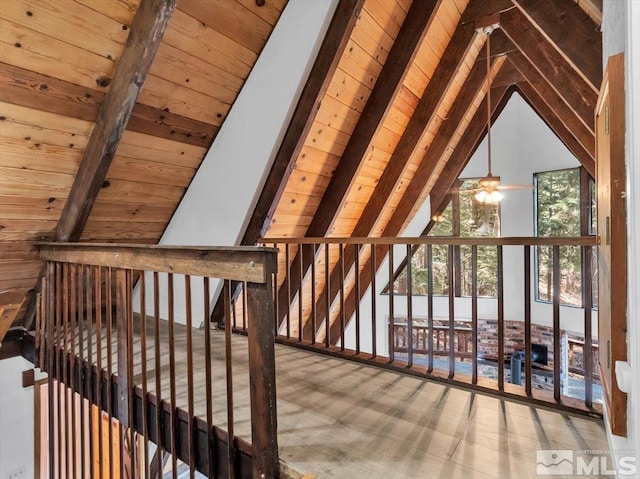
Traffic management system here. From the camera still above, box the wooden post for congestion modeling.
[246,276,279,479]
[115,269,132,427]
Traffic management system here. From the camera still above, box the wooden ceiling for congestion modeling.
[0,0,601,330]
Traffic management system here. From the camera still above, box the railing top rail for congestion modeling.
[38,243,278,283]
[260,236,597,246]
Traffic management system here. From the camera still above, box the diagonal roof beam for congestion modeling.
[499,7,597,135]
[334,84,514,343]
[275,0,441,329]
[241,0,364,245]
[507,46,595,163]
[55,0,176,242]
[516,81,595,177]
[305,19,480,338]
[325,58,509,342]
[512,0,602,90]
[210,0,363,324]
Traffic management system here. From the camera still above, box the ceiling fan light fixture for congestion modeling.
[475,188,503,204]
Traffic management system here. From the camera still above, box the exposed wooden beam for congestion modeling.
[499,8,597,134]
[327,61,510,342]
[305,0,441,238]
[575,0,602,26]
[211,0,364,325]
[275,0,441,328]
[242,0,364,245]
[55,0,176,242]
[306,20,479,337]
[507,47,595,158]
[460,0,515,24]
[516,82,595,177]
[490,60,525,88]
[0,62,213,148]
[512,0,602,90]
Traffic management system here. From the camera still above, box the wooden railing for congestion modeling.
[255,236,599,416]
[34,243,279,479]
[392,322,473,358]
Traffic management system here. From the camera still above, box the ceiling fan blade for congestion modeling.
[497,184,534,191]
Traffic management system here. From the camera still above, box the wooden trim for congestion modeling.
[55,0,177,242]
[264,236,597,246]
[38,243,277,283]
[460,0,514,24]
[500,8,597,134]
[511,0,602,90]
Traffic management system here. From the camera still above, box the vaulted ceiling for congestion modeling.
[0,0,602,332]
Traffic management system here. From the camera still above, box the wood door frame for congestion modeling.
[595,52,627,436]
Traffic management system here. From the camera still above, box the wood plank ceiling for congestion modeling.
[0,0,601,331]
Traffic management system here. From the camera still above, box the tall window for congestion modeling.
[390,179,500,296]
[534,168,587,306]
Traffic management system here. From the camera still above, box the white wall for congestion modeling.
[603,0,640,473]
[344,94,596,353]
[0,357,37,479]
[134,0,339,324]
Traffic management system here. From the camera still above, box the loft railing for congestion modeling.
[34,243,279,479]
[243,236,599,417]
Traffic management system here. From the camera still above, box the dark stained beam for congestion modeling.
[516,82,595,176]
[305,20,479,337]
[499,7,597,134]
[242,0,364,245]
[507,47,595,159]
[512,0,602,90]
[460,0,515,24]
[210,0,364,325]
[55,0,176,242]
[331,87,515,338]
[0,62,215,148]
[275,0,441,328]
[490,60,524,88]
[305,0,441,238]
[328,63,512,342]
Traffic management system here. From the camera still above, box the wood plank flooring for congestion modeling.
[72,318,609,478]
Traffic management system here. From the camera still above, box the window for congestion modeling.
[390,179,500,297]
[534,168,585,306]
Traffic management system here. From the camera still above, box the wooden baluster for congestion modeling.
[94,265,104,479]
[139,272,150,479]
[273,244,279,337]
[472,245,478,385]
[325,244,331,347]
[203,277,215,477]
[185,275,195,478]
[388,245,394,362]
[153,271,164,479]
[77,264,86,479]
[340,244,346,351]
[62,263,70,479]
[167,273,178,479]
[552,245,561,402]
[224,280,236,479]
[85,265,95,479]
[448,245,455,379]
[496,246,505,391]
[371,244,377,358]
[285,244,291,339]
[583,245,593,407]
[355,244,361,355]
[406,244,413,368]
[299,244,304,342]
[524,246,533,397]
[311,244,317,345]
[70,264,78,479]
[427,245,434,373]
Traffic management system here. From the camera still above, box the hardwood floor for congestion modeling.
[77,319,610,478]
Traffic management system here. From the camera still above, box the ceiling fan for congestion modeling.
[467,25,533,205]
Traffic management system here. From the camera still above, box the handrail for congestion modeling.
[260,236,597,246]
[38,243,277,283]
